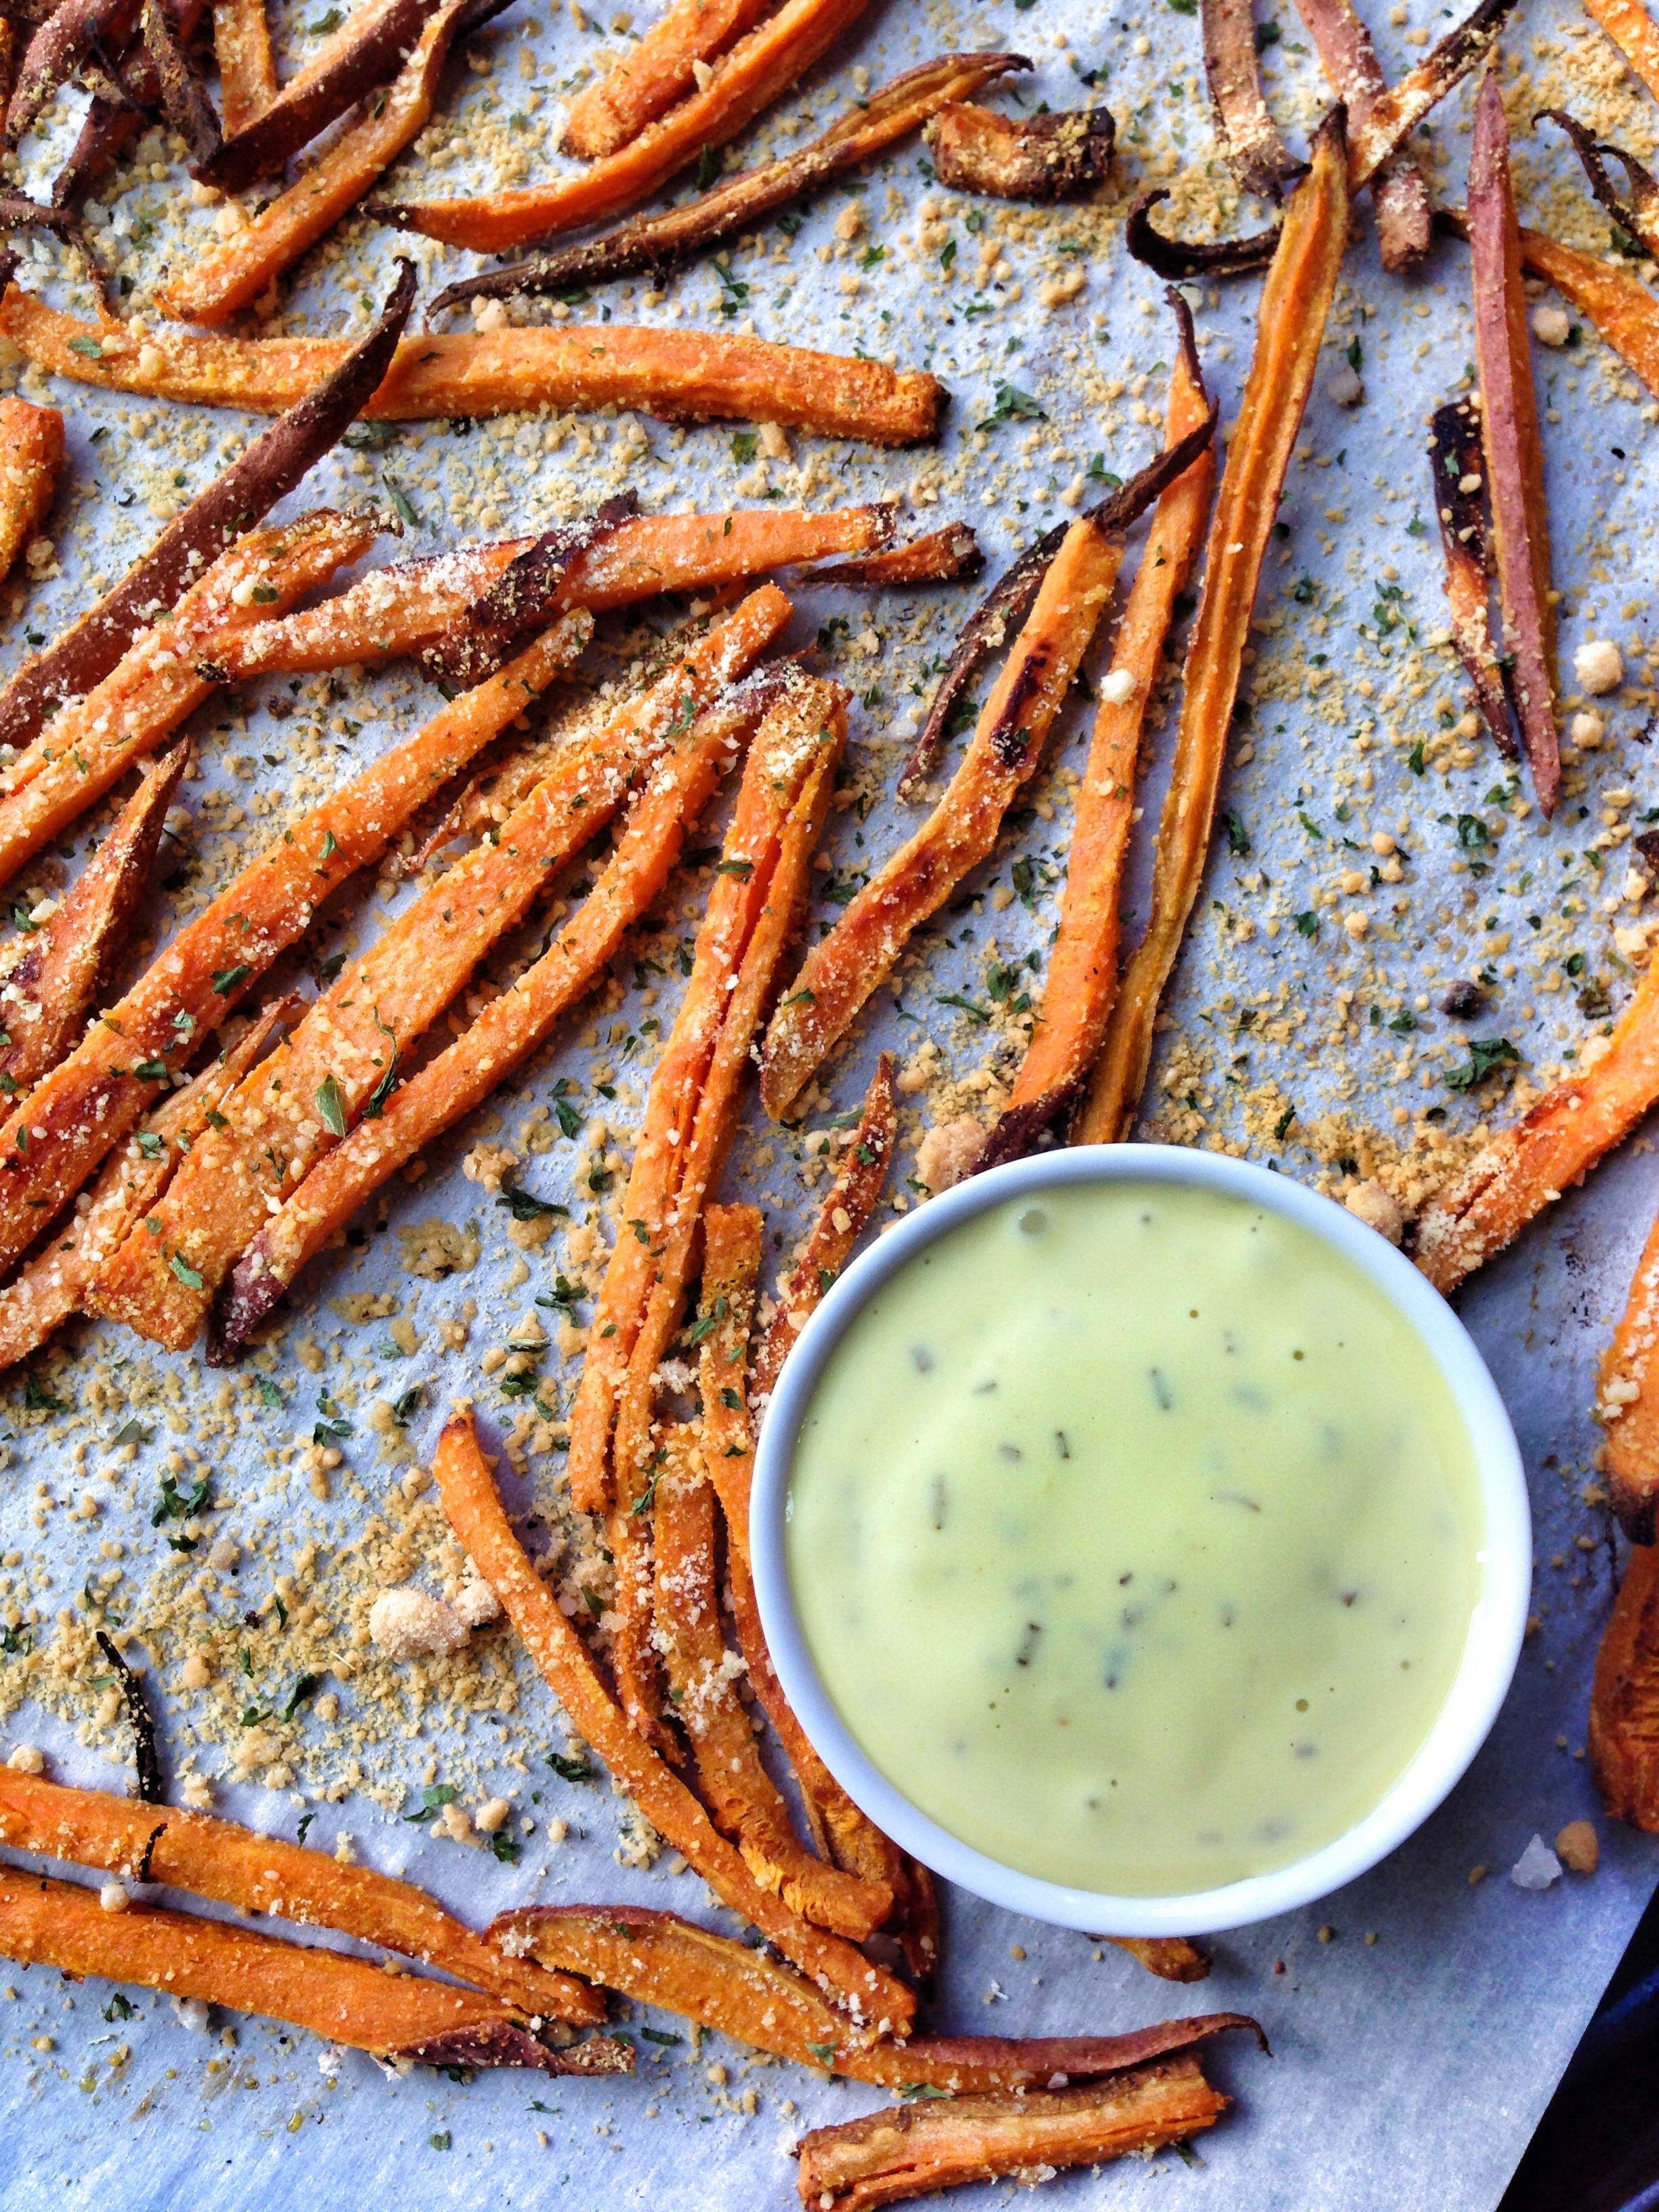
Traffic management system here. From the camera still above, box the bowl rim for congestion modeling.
[750,1142,1532,1936]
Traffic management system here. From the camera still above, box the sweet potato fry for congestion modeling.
[0,260,415,757]
[1468,69,1558,815]
[1074,110,1348,1147]
[1511,221,1659,397]
[206,507,888,678]
[0,739,186,1094]
[0,1868,626,2070]
[435,1410,915,2032]
[1291,0,1430,268]
[213,595,792,1347]
[563,0,771,159]
[0,290,943,444]
[0,1767,602,2021]
[0,394,61,581]
[806,524,981,590]
[1202,0,1300,197]
[0,997,295,1372]
[0,508,382,893]
[762,521,1125,1123]
[142,0,221,166]
[929,103,1114,201]
[794,2062,1228,2208]
[426,52,1025,319]
[422,493,635,690]
[1586,0,1659,99]
[1591,1536,1659,1822]
[213,0,276,134]
[1107,1938,1214,1983]
[1598,1207,1659,1540]
[1124,187,1279,280]
[979,310,1214,1170]
[163,0,470,323]
[376,0,872,251]
[1347,0,1516,190]
[1414,959,1659,1299]
[1540,106,1659,261]
[5,0,129,143]
[1428,396,1513,756]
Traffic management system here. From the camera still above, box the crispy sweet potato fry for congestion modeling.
[795,2063,1228,2208]
[1591,1537,1659,1821]
[1291,0,1430,268]
[0,394,62,581]
[1107,1938,1214,1983]
[213,0,276,134]
[806,524,981,589]
[163,0,471,324]
[206,507,888,677]
[1351,0,1517,190]
[1510,221,1659,396]
[979,313,1214,1171]
[1468,70,1558,815]
[1202,0,1300,196]
[0,1767,602,2020]
[428,53,1024,319]
[377,0,872,251]
[1599,1206,1659,1540]
[1540,106,1659,260]
[0,508,382,893]
[6,0,129,142]
[214,594,792,1346]
[929,102,1114,201]
[762,521,1125,1123]
[0,261,415,757]
[422,493,635,690]
[1074,111,1348,1147]
[563,0,771,159]
[0,739,187,1093]
[435,1410,915,2031]
[1586,0,1659,100]
[1428,396,1513,756]
[0,1868,625,2070]
[0,998,295,1372]
[0,290,943,443]
[1414,960,1659,1298]
[1125,187,1279,279]
[142,0,222,166]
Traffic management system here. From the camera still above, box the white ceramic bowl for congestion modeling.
[751,1143,1532,1936]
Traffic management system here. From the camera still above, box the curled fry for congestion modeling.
[1539,106,1659,260]
[1124,187,1279,279]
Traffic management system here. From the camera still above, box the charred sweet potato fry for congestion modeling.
[0,260,415,758]
[1468,69,1558,814]
[1075,111,1348,1147]
[0,1868,626,2070]
[794,2062,1229,2207]
[0,290,943,444]
[0,394,62,581]
[806,524,982,589]
[0,739,186,1094]
[1124,187,1280,280]
[426,52,1024,319]
[1347,0,1516,190]
[1291,0,1430,268]
[1202,0,1300,196]
[1591,1537,1659,1822]
[1428,396,1513,756]
[563,0,771,159]
[213,0,277,134]
[1599,1208,1659,1541]
[0,1768,601,2021]
[1540,106,1659,262]
[142,0,222,167]
[213,594,792,1347]
[435,1410,916,2032]
[6,0,130,143]
[929,102,1113,201]
[422,495,635,690]
[980,312,1214,1170]
[1585,0,1659,101]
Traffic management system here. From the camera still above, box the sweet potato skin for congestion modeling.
[930,102,1113,201]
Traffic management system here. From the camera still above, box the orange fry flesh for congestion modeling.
[760,516,1123,1123]
[1075,112,1349,1147]
[1514,222,1659,400]
[0,396,62,582]
[213,0,279,134]
[1591,1533,1659,1826]
[379,0,871,251]
[563,0,772,158]
[434,1409,915,2032]
[1585,0,1659,100]
[0,291,941,445]
[1600,1200,1659,1542]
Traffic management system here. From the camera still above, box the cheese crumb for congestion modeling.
[5,1745,43,1774]
[99,1882,129,1913]
[1574,639,1624,695]
[473,1796,512,1834]
[1530,304,1572,347]
[1555,1819,1599,1874]
[1343,1181,1404,1244]
[368,1588,468,1660]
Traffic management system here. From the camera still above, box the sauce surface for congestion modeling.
[785,1180,1485,1896]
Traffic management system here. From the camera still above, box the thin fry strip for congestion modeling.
[89,615,630,1352]
[563,0,772,159]
[0,394,62,581]
[435,1409,914,2031]
[6,0,131,143]
[377,0,871,251]
[0,617,592,1284]
[142,0,222,167]
[1428,397,1513,756]
[1585,0,1659,100]
[1290,0,1430,268]
[806,525,981,589]
[0,291,943,445]
[0,1767,600,2020]
[0,509,383,895]
[1590,1534,1659,1823]
[426,53,1025,319]
[1348,0,1516,190]
[1075,110,1349,1148]
[1468,69,1558,814]
[0,260,415,758]
[0,1868,625,2071]
[0,998,296,1373]
[0,739,188,1094]
[213,0,277,134]
[216,596,793,1347]
[422,493,636,689]
[762,520,1126,1124]
[205,507,889,678]
[751,1052,895,1408]
[1514,221,1659,396]
[794,2063,1228,2209]
[1599,1206,1659,1540]
[1413,960,1659,1298]
[1202,0,1300,196]
[163,0,468,324]
[1107,1938,1214,1983]
[979,312,1214,1170]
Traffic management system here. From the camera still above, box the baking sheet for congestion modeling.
[0,0,1655,2201]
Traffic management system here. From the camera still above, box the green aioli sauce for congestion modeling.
[785,1180,1485,1896]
